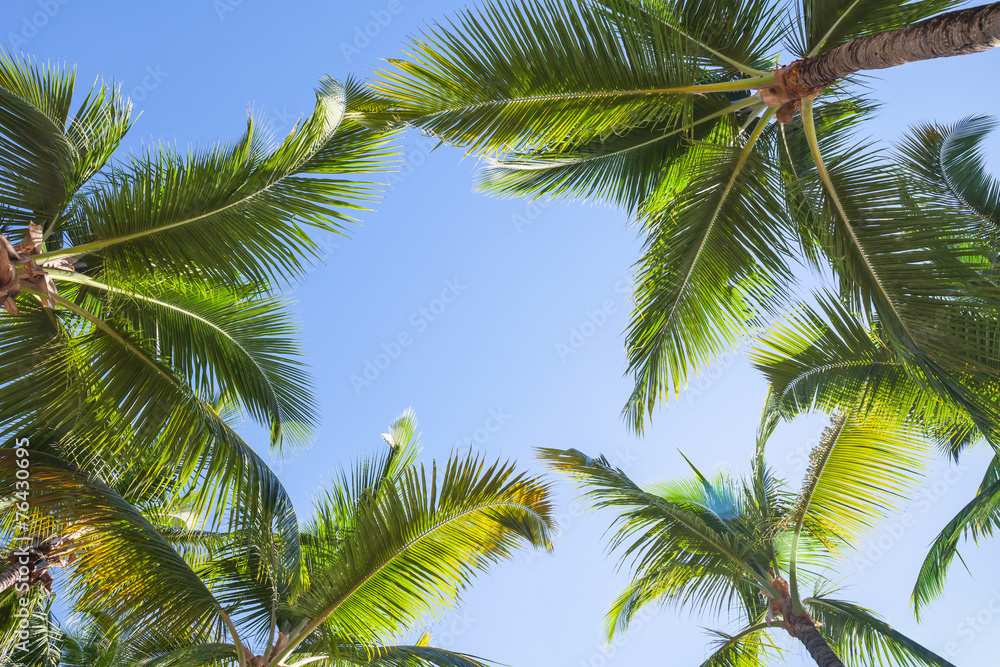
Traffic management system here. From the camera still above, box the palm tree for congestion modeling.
[541,422,955,667]
[367,0,1000,433]
[0,410,555,667]
[0,51,395,524]
[749,114,1000,619]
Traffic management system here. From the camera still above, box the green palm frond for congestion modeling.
[787,410,928,546]
[592,0,781,74]
[476,95,760,214]
[1,596,63,667]
[0,450,229,652]
[41,76,394,287]
[751,295,981,454]
[794,99,1000,441]
[912,456,1000,616]
[370,0,775,156]
[50,269,317,451]
[0,51,133,237]
[291,638,495,667]
[540,448,778,632]
[898,114,1000,238]
[283,451,554,658]
[130,643,237,667]
[805,593,956,666]
[624,111,795,431]
[699,623,783,667]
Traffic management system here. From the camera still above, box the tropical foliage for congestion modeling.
[541,413,954,667]
[751,114,1000,617]
[0,51,395,526]
[368,0,1000,434]
[0,411,555,667]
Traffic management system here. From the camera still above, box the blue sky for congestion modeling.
[9,0,1000,664]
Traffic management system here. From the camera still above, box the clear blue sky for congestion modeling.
[9,0,1000,664]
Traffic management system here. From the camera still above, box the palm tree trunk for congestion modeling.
[0,562,22,593]
[792,618,845,667]
[763,3,1000,121]
[793,2,1000,88]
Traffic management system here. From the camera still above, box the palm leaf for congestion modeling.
[791,0,962,57]
[699,623,783,667]
[912,456,1000,616]
[279,452,554,660]
[0,450,230,652]
[370,0,773,156]
[39,76,395,288]
[624,110,794,431]
[806,593,956,666]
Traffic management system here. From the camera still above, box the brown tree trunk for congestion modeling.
[792,618,845,667]
[793,2,1000,88]
[0,562,22,593]
[761,3,1000,122]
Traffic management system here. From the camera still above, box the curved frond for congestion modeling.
[699,623,783,667]
[912,456,1000,616]
[540,447,778,630]
[371,0,772,156]
[40,76,396,287]
[0,450,228,651]
[898,114,1000,239]
[285,452,554,654]
[806,594,956,666]
[624,111,793,432]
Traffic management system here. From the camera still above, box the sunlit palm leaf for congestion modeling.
[370,0,760,156]
[624,112,794,431]
[286,452,554,653]
[805,593,956,666]
[791,0,962,57]
[0,451,227,651]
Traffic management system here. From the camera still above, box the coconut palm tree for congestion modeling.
[0,51,395,523]
[0,410,555,667]
[367,0,1000,433]
[749,114,1000,619]
[541,418,955,667]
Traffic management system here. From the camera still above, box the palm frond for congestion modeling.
[285,451,554,655]
[40,76,395,288]
[371,0,771,156]
[806,593,956,666]
[0,450,229,651]
[540,447,778,631]
[912,456,1000,616]
[897,114,1000,239]
[699,623,783,667]
[624,111,794,431]
[787,410,928,546]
